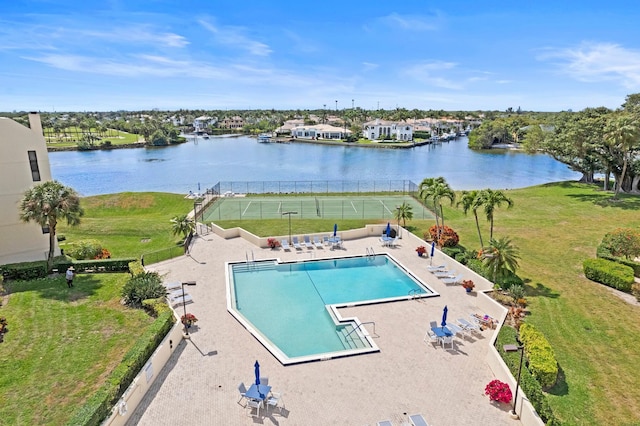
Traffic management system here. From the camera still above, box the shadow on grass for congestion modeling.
[566,191,640,210]
[527,282,560,299]
[546,364,569,396]
[6,274,103,302]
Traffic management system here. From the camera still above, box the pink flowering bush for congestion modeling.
[485,379,512,404]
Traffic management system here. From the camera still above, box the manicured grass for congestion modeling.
[58,192,195,259]
[438,182,640,425]
[45,127,140,147]
[0,273,153,425]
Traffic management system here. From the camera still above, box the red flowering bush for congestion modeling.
[428,225,460,247]
[181,313,198,326]
[485,379,512,404]
[267,238,281,249]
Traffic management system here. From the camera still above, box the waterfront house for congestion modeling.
[219,116,244,129]
[291,123,351,140]
[363,119,413,141]
[193,116,217,132]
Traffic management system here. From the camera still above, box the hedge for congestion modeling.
[66,310,175,426]
[519,323,559,389]
[0,261,48,280]
[54,258,136,274]
[583,258,635,292]
[596,244,640,277]
[128,260,145,276]
[496,326,559,425]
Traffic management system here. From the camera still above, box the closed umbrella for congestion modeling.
[333,223,338,237]
[254,360,260,385]
[441,305,448,327]
[430,241,436,265]
[385,222,391,237]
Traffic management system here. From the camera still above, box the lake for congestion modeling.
[49,136,580,196]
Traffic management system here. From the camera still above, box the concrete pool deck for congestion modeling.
[127,230,517,426]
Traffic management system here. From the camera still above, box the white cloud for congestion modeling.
[402,61,461,90]
[540,42,640,88]
[198,19,272,56]
[362,62,379,71]
[378,12,442,31]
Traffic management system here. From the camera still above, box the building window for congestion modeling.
[28,150,41,181]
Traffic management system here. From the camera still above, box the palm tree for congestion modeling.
[19,181,84,271]
[170,214,195,240]
[604,113,640,197]
[418,177,455,241]
[482,236,520,282]
[394,201,413,227]
[457,190,484,247]
[478,188,513,240]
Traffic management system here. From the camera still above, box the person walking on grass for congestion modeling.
[65,266,75,288]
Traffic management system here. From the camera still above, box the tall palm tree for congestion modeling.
[418,177,455,241]
[604,113,640,197]
[478,188,513,240]
[170,214,195,240]
[394,201,413,227]
[457,190,484,247]
[482,236,520,282]
[19,181,84,271]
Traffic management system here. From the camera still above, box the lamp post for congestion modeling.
[282,211,297,244]
[503,344,525,419]
[395,206,401,238]
[181,281,197,335]
[335,100,338,111]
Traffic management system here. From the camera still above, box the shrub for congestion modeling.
[485,379,512,404]
[66,239,103,260]
[600,228,640,260]
[142,297,171,317]
[496,326,559,425]
[428,225,460,247]
[496,271,524,290]
[56,234,66,242]
[509,284,525,302]
[0,261,47,280]
[121,272,166,308]
[519,323,559,389]
[597,244,640,277]
[583,258,634,292]
[128,260,145,276]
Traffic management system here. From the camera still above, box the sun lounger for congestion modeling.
[292,236,303,250]
[281,239,291,251]
[303,235,313,248]
[434,270,456,278]
[457,317,480,332]
[169,293,193,307]
[472,313,497,329]
[441,274,463,285]
[427,265,446,272]
[313,236,324,248]
[444,322,465,337]
[164,281,181,291]
[409,413,429,426]
[377,421,393,426]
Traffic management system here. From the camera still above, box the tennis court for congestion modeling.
[201,195,434,221]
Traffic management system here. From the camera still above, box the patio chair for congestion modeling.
[441,335,454,349]
[246,398,263,417]
[292,236,303,250]
[423,329,439,347]
[390,237,399,247]
[429,321,438,329]
[237,382,248,404]
[266,391,283,411]
[377,421,393,426]
[259,376,269,386]
[313,236,324,248]
[281,239,291,251]
[409,413,429,426]
[303,235,313,248]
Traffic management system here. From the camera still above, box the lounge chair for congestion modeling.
[427,264,446,272]
[169,293,193,307]
[323,235,330,247]
[292,236,303,250]
[434,270,456,278]
[457,317,480,332]
[409,413,429,426]
[444,322,465,337]
[281,239,291,251]
[303,235,313,248]
[237,382,248,404]
[313,236,324,248]
[441,274,463,285]
[164,281,181,291]
[377,421,393,426]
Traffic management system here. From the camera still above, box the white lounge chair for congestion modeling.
[169,293,193,307]
[457,317,480,332]
[377,421,393,426]
[441,274,464,285]
[445,322,465,337]
[281,239,291,251]
[164,281,181,291]
[390,237,399,247]
[292,236,303,250]
[424,329,439,347]
[427,264,446,272]
[409,413,429,426]
[434,270,456,278]
[313,236,324,248]
[323,235,330,247]
[303,235,313,248]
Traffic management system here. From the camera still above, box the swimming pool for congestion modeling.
[226,254,438,364]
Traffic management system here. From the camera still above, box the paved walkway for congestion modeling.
[127,231,516,426]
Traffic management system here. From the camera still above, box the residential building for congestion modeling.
[193,116,216,132]
[363,119,413,141]
[291,124,351,140]
[0,113,59,265]
[219,116,244,129]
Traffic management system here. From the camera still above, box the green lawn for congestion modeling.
[0,273,153,425]
[438,182,640,425]
[58,192,195,259]
[45,127,141,147]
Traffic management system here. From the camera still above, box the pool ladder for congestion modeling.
[408,288,424,299]
[245,250,255,268]
[365,247,375,257]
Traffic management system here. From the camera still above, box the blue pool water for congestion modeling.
[229,255,433,362]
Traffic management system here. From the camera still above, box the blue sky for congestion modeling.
[2,0,640,112]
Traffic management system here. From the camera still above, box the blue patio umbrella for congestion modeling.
[441,305,448,327]
[333,223,338,237]
[385,222,391,237]
[254,360,260,385]
[430,241,436,265]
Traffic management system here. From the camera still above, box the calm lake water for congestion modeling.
[49,136,580,196]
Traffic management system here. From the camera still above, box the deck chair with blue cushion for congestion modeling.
[313,236,324,248]
[281,239,291,251]
[409,413,429,426]
[303,235,313,248]
[292,236,303,250]
[377,421,393,426]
